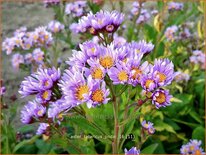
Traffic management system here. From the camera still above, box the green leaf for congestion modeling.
[189,110,203,124]
[141,143,159,154]
[68,115,112,144]
[13,135,39,153]
[155,121,176,134]
[35,139,53,154]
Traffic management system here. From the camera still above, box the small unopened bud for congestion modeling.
[138,99,143,106]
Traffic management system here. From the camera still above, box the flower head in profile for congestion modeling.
[152,89,172,109]
[36,123,50,135]
[125,147,140,155]
[19,67,60,98]
[47,20,64,33]
[32,48,44,64]
[11,53,24,70]
[21,100,46,124]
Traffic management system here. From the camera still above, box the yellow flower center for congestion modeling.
[75,85,89,100]
[38,55,43,61]
[157,72,166,82]
[91,89,104,103]
[156,92,166,104]
[100,56,114,69]
[42,91,49,100]
[135,49,140,53]
[91,47,96,53]
[131,67,142,79]
[145,79,154,88]
[37,109,44,116]
[91,68,103,79]
[190,145,195,151]
[118,71,128,81]
[98,19,103,25]
[26,44,31,49]
[44,34,49,40]
[89,27,95,34]
[44,80,50,87]
[54,27,59,33]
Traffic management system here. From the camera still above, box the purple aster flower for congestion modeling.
[19,67,60,97]
[152,58,175,87]
[79,41,100,58]
[136,9,150,24]
[48,97,72,121]
[34,26,53,47]
[70,22,86,33]
[2,38,15,55]
[84,59,106,80]
[66,50,87,69]
[128,60,151,86]
[13,26,27,36]
[129,40,154,55]
[180,144,190,155]
[47,20,64,33]
[87,81,110,108]
[43,0,60,7]
[174,71,190,83]
[11,53,24,70]
[168,2,183,12]
[37,90,52,103]
[141,74,157,91]
[0,86,6,96]
[141,120,155,134]
[74,10,124,34]
[151,9,158,16]
[59,67,93,107]
[141,120,153,130]
[190,50,205,69]
[125,147,140,155]
[32,48,44,63]
[152,89,172,109]
[65,1,87,17]
[24,53,33,64]
[98,44,117,69]
[36,123,49,135]
[164,25,178,41]
[21,100,46,124]
[113,34,127,48]
[108,63,130,85]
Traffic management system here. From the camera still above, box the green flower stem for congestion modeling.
[50,124,82,153]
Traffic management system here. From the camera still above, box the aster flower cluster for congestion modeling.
[125,147,140,155]
[70,10,124,34]
[164,25,191,41]
[180,139,205,155]
[62,33,174,109]
[19,67,71,134]
[190,50,205,69]
[129,2,151,25]
[65,1,87,17]
[2,26,53,55]
[168,2,184,12]
[11,48,45,70]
